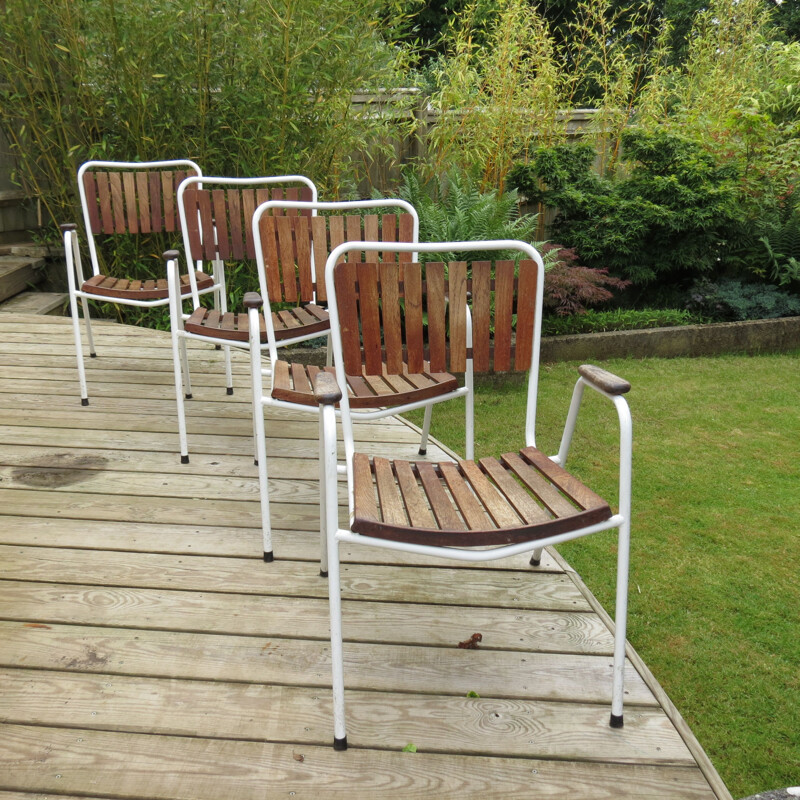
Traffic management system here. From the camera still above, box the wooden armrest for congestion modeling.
[578,364,631,395]
[313,370,342,406]
[60,223,78,233]
[162,249,180,261]
[243,292,263,310]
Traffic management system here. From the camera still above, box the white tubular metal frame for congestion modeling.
[166,176,320,464]
[246,199,424,561]
[66,160,209,405]
[316,239,633,749]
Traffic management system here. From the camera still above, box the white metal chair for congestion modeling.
[163,175,319,462]
[61,159,218,405]
[166,194,422,468]
[312,239,633,750]
[244,198,431,561]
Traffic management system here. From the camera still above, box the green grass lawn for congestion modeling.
[405,351,800,799]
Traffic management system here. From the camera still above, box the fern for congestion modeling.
[383,168,542,264]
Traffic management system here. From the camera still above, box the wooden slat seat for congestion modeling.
[350,446,612,547]
[184,304,328,344]
[271,360,458,409]
[81,271,214,300]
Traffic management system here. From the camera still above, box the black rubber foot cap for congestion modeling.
[185,393,192,400]
[81,398,89,406]
[215,345,221,350]
[529,556,541,567]
[320,570,328,578]
[610,713,624,729]
[181,455,189,464]
[263,551,274,563]
[89,353,97,358]
[418,448,427,456]
[254,458,259,466]
[333,736,348,751]
[226,387,234,395]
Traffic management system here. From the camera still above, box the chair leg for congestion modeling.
[465,371,475,461]
[610,519,631,728]
[179,332,193,399]
[318,411,329,578]
[224,344,234,395]
[253,403,273,562]
[170,326,191,464]
[418,404,432,456]
[321,404,347,750]
[80,297,96,358]
[529,547,544,567]
[68,291,89,405]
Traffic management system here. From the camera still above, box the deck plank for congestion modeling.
[0,313,729,799]
[0,724,717,799]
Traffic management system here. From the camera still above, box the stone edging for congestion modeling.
[540,316,800,362]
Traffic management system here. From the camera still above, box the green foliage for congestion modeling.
[686,277,800,321]
[541,307,702,335]
[0,0,413,232]
[509,131,747,286]
[388,168,541,262]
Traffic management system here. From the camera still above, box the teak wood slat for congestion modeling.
[82,272,214,301]
[351,447,613,547]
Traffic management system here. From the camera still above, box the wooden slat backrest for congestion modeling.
[332,258,539,377]
[469,259,539,372]
[249,209,416,306]
[332,260,469,377]
[83,166,198,236]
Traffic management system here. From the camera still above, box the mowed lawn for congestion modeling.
[405,350,800,799]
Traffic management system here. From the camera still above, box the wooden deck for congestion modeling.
[0,313,731,799]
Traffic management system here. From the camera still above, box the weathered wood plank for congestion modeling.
[0,426,451,463]
[0,724,717,799]
[0,517,562,572]
[0,580,609,654]
[0,407,427,444]
[0,464,346,505]
[0,668,693,764]
[0,546,590,611]
[0,622,656,704]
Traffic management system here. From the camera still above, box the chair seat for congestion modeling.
[184,303,329,343]
[351,446,612,546]
[271,360,459,409]
[81,271,214,300]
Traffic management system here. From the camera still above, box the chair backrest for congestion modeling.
[252,199,419,311]
[78,159,202,274]
[331,255,541,377]
[326,240,545,438]
[177,175,319,304]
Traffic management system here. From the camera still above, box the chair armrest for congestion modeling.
[162,249,180,262]
[312,370,342,406]
[243,292,263,310]
[578,364,631,395]
[60,223,78,234]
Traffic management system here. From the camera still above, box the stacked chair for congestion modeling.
[244,199,487,563]
[163,175,320,463]
[302,238,633,749]
[61,160,220,405]
[164,192,422,475]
